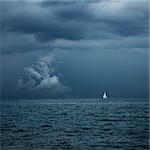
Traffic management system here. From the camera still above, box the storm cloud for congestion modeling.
[1,0,148,54]
[17,54,71,97]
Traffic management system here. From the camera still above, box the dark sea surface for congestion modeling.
[1,98,149,150]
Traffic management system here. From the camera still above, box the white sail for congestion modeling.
[102,92,107,99]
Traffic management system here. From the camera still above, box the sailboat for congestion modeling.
[102,92,107,99]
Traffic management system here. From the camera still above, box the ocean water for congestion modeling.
[1,98,149,150]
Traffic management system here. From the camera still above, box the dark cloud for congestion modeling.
[54,3,91,21]
[1,0,149,54]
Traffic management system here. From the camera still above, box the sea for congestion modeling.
[0,98,149,150]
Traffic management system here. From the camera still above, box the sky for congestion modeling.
[0,0,149,99]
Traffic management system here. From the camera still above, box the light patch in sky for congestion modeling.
[17,54,71,97]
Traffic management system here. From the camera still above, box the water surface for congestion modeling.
[1,98,149,150]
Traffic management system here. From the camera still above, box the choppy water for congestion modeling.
[1,98,149,150]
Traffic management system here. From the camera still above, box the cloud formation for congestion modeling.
[1,0,148,54]
[17,55,71,97]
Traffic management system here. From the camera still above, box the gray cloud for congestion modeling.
[17,54,71,97]
[1,0,148,54]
